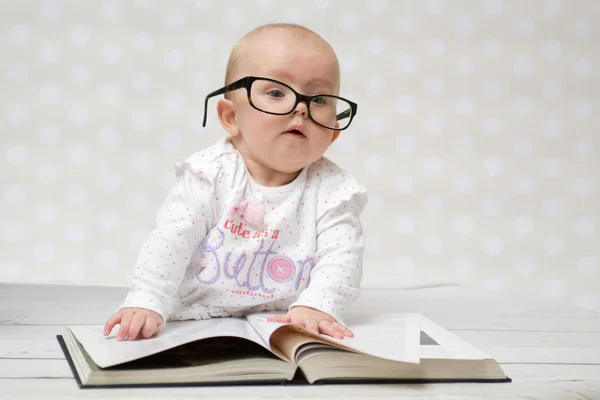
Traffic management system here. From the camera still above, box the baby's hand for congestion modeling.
[267,306,353,339]
[103,307,164,341]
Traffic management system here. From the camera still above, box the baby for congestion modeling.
[103,23,367,341]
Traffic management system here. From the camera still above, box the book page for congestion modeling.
[419,315,489,360]
[246,312,421,364]
[69,317,273,368]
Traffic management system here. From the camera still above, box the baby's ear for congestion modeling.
[330,130,341,144]
[217,99,241,137]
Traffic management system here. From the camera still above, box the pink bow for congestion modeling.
[231,200,264,228]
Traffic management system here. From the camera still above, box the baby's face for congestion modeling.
[227,31,341,176]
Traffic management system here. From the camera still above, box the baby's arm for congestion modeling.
[104,164,214,340]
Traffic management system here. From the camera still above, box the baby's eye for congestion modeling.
[267,89,285,98]
[311,96,327,105]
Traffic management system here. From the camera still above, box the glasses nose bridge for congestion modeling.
[292,92,313,115]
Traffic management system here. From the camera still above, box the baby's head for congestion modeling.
[204,23,357,186]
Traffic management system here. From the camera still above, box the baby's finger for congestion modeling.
[303,318,319,335]
[140,317,158,339]
[116,311,132,341]
[318,320,344,339]
[103,312,122,336]
[127,312,146,341]
[267,314,291,323]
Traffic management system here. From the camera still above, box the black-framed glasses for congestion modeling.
[202,76,358,131]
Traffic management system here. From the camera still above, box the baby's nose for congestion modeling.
[292,101,309,117]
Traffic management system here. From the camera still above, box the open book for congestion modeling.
[57,312,510,387]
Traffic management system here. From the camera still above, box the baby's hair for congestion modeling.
[224,23,340,93]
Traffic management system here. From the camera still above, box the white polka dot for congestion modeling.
[364,75,384,94]
[573,18,592,38]
[513,135,533,156]
[483,40,503,58]
[102,44,121,63]
[34,243,55,262]
[514,176,534,196]
[424,196,443,215]
[193,32,213,53]
[4,184,25,205]
[131,110,153,132]
[9,25,30,45]
[395,175,413,194]
[542,158,562,178]
[134,32,153,52]
[424,76,444,96]
[162,132,182,151]
[483,118,501,137]
[191,71,213,93]
[542,80,562,100]
[572,99,592,118]
[576,295,598,311]
[423,156,443,175]
[339,55,358,73]
[103,0,123,22]
[514,57,534,76]
[3,222,23,242]
[68,146,88,165]
[455,56,474,75]
[132,72,152,92]
[576,257,596,277]
[543,198,563,216]
[339,12,359,32]
[423,116,443,135]
[424,38,445,56]
[395,135,415,154]
[225,8,245,29]
[513,98,534,117]
[543,236,564,255]
[39,84,61,103]
[135,0,154,8]
[165,8,185,29]
[6,146,27,165]
[514,16,534,36]
[70,66,89,85]
[68,104,88,125]
[98,168,121,191]
[514,217,534,236]
[164,50,184,70]
[364,154,385,174]
[365,235,382,254]
[366,0,388,12]
[128,231,147,251]
[313,0,330,9]
[395,96,415,114]
[362,113,385,135]
[164,92,184,111]
[195,0,214,7]
[63,264,85,282]
[395,256,414,275]
[455,16,475,36]
[129,192,150,213]
[366,36,387,55]
[98,212,120,230]
[483,157,503,176]
[542,0,562,15]
[396,55,417,74]
[40,0,62,21]
[454,216,473,234]
[1,262,22,278]
[35,164,58,184]
[484,0,503,15]
[364,192,383,214]
[572,58,591,78]
[454,176,472,195]
[281,9,303,24]
[99,125,121,150]
[483,236,503,254]
[8,64,28,85]
[100,85,122,105]
[540,40,562,60]
[396,14,416,34]
[483,280,504,291]
[39,43,60,62]
[573,177,594,196]
[483,79,502,98]
[67,185,87,205]
[424,236,443,254]
[160,172,176,192]
[454,256,473,276]
[455,135,473,154]
[130,153,151,173]
[483,196,503,216]
[515,255,535,276]
[575,217,594,236]
[454,97,474,116]
[96,250,119,269]
[334,131,357,153]
[66,224,85,243]
[394,215,414,234]
[7,104,27,125]
[541,119,562,137]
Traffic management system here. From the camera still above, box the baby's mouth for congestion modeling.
[285,129,304,136]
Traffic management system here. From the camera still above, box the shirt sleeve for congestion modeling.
[289,173,367,325]
[118,161,216,322]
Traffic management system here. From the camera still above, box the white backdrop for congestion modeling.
[2,0,598,311]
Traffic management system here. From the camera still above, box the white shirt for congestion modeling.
[120,137,367,325]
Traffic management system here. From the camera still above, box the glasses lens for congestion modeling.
[309,96,352,130]
[250,79,296,114]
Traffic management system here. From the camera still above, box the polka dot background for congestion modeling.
[1,0,598,311]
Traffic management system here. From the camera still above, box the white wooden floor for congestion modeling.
[1,282,599,399]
